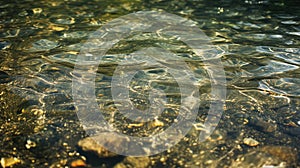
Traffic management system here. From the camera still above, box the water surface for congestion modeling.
[0,0,299,167]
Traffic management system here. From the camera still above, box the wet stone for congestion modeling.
[77,136,118,158]
[281,127,300,137]
[70,159,86,168]
[248,117,277,133]
[77,132,152,167]
[32,8,42,14]
[243,137,259,147]
[48,24,68,31]
[1,157,21,168]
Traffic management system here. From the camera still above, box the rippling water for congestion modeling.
[0,0,299,167]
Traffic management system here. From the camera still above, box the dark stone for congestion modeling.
[248,117,277,133]
[282,127,300,137]
[0,71,11,84]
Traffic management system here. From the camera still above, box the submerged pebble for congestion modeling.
[0,157,21,168]
[281,127,300,137]
[70,159,86,168]
[77,136,118,158]
[48,25,68,31]
[32,8,42,14]
[243,137,260,147]
[248,117,277,133]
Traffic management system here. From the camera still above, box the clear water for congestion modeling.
[0,0,299,167]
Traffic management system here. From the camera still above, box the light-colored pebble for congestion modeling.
[1,157,21,168]
[25,139,37,149]
[77,137,118,158]
[70,159,86,168]
[32,8,43,14]
[243,137,259,147]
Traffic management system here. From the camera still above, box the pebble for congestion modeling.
[285,121,298,127]
[77,136,118,158]
[248,117,277,133]
[243,137,259,147]
[70,159,86,168]
[281,127,300,137]
[32,8,43,14]
[25,139,37,149]
[1,157,21,168]
[49,25,68,31]
[78,134,151,167]
[150,118,164,127]
[77,131,150,157]
[128,123,144,128]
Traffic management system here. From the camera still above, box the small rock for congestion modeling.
[78,132,146,157]
[70,159,86,168]
[25,139,37,149]
[78,136,118,158]
[248,117,277,133]
[243,137,259,147]
[32,8,43,14]
[281,127,300,137]
[150,118,164,127]
[49,25,68,31]
[284,121,298,127]
[1,157,21,168]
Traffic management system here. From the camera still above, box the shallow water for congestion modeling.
[0,0,299,167]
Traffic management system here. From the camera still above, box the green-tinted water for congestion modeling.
[0,0,299,167]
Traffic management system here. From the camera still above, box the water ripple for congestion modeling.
[259,78,300,97]
[256,46,300,65]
